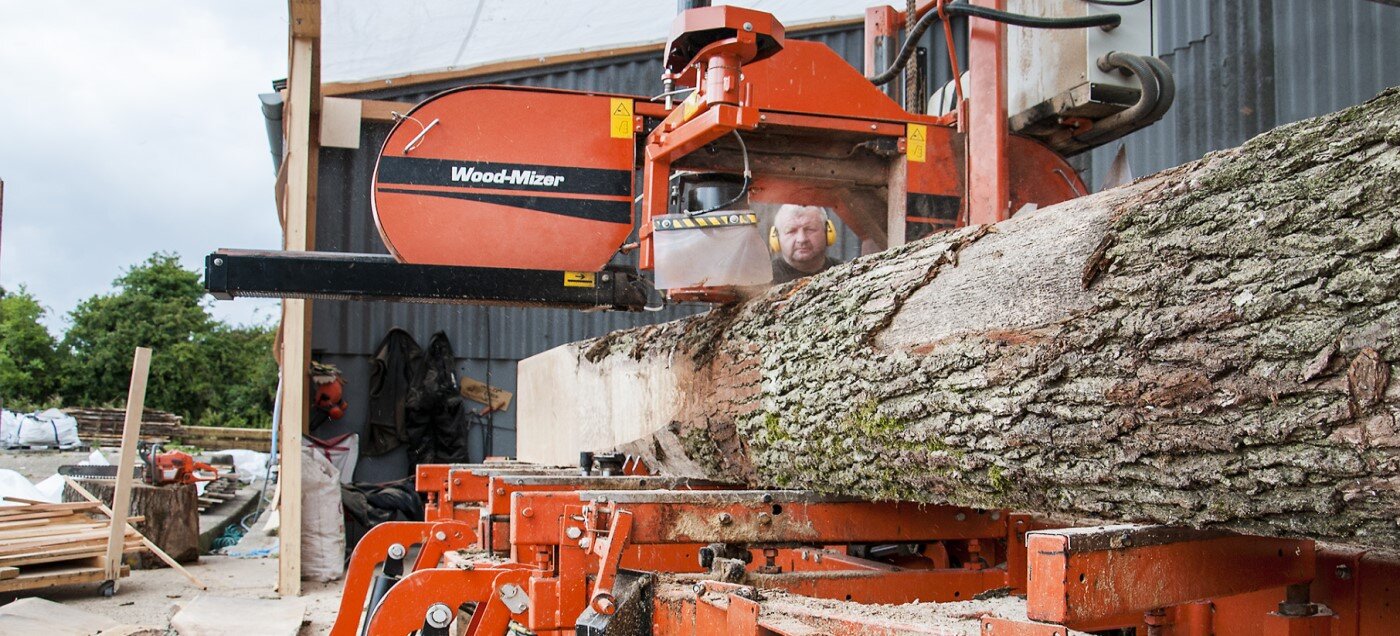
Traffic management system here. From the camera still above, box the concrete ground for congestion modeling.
[0,449,346,634]
[0,448,96,481]
[0,556,343,634]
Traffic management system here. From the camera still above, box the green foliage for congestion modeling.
[0,286,61,409]
[55,254,276,427]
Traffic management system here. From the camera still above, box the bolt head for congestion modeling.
[565,526,583,540]
[425,603,453,628]
[955,513,967,521]
[434,531,447,541]
[757,512,772,525]
[522,507,534,518]
[718,512,734,525]
[213,257,224,266]
[742,22,753,32]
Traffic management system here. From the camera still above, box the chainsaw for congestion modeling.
[59,443,220,486]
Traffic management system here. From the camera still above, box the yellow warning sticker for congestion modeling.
[610,98,633,139]
[564,271,596,288]
[906,123,927,163]
[680,91,702,122]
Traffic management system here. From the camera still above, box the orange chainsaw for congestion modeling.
[58,444,219,486]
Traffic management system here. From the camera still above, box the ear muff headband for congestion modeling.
[770,221,837,252]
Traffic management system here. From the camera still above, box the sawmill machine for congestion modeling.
[205,1,1400,635]
[207,0,1168,308]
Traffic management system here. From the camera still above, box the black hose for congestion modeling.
[1074,51,1174,145]
[1081,0,1146,6]
[868,1,1122,86]
[1141,55,1176,123]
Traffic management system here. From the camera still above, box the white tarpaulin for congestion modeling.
[0,469,50,505]
[323,0,888,84]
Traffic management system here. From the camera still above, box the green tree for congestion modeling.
[60,254,276,427]
[0,286,60,409]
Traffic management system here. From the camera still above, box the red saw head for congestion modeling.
[372,87,637,272]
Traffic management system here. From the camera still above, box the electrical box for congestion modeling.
[1005,0,1154,132]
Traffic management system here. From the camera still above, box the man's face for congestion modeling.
[777,211,827,270]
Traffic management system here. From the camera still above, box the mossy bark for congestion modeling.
[570,88,1400,549]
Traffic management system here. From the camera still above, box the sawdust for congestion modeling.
[665,581,1090,636]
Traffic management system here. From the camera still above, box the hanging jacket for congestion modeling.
[361,328,423,457]
[406,332,484,465]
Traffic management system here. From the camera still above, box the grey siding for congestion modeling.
[1084,0,1400,189]
[308,3,1399,482]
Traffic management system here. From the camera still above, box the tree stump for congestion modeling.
[63,479,199,568]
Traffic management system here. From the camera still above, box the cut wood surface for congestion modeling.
[519,88,1400,549]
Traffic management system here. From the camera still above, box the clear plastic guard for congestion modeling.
[653,214,774,290]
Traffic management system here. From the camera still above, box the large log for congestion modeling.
[520,88,1400,549]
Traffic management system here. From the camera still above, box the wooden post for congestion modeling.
[279,0,321,596]
[104,347,151,589]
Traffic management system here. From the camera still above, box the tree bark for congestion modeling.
[518,88,1400,549]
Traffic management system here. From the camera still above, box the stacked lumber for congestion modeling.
[197,476,240,512]
[177,425,272,452]
[65,407,183,446]
[0,499,143,592]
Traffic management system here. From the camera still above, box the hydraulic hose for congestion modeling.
[1074,51,1175,145]
[868,1,1122,86]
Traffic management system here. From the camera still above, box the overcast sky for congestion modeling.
[0,2,287,335]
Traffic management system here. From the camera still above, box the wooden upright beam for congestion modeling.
[104,347,151,589]
[289,0,320,38]
[279,0,320,591]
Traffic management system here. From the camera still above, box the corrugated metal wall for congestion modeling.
[1083,0,1400,188]
[310,3,1399,482]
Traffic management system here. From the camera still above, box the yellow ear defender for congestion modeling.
[769,220,837,252]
